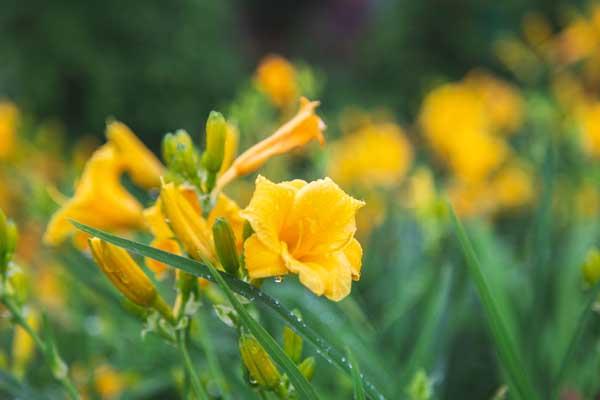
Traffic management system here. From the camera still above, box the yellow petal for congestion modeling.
[244,234,287,279]
[285,177,364,258]
[106,121,165,188]
[208,194,245,249]
[342,238,363,280]
[143,201,174,239]
[240,175,297,253]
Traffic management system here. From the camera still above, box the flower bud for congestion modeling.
[239,333,281,389]
[298,357,315,381]
[160,182,215,262]
[582,248,600,286]
[283,311,303,363]
[89,238,173,321]
[202,111,227,174]
[162,130,200,183]
[212,217,240,276]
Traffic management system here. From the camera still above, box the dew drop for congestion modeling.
[274,276,283,283]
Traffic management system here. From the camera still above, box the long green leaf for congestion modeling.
[73,221,387,400]
[448,207,538,400]
[204,261,318,400]
[346,347,365,400]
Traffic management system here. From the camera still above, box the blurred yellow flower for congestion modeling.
[447,181,495,218]
[255,54,298,109]
[36,266,66,311]
[241,176,364,301]
[159,183,244,264]
[554,17,599,64]
[578,102,600,158]
[328,121,413,188]
[12,309,38,378]
[94,364,126,400]
[575,182,600,217]
[491,163,534,209]
[0,101,19,159]
[106,121,165,189]
[44,145,143,246]
[217,97,325,190]
[448,131,509,184]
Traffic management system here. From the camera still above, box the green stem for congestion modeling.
[2,296,80,400]
[177,327,209,400]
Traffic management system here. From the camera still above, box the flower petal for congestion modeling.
[244,234,287,279]
[342,238,363,280]
[240,175,296,253]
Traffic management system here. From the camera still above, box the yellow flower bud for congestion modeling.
[582,248,600,286]
[89,238,173,321]
[239,333,281,389]
[203,111,227,174]
[283,323,303,363]
[160,182,215,262]
[298,357,315,381]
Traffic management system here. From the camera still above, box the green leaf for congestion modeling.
[346,347,365,400]
[204,260,318,400]
[448,206,538,400]
[72,222,388,400]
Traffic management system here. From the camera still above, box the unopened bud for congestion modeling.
[239,333,281,389]
[283,311,303,363]
[298,357,315,381]
[89,238,173,322]
[212,218,240,276]
[582,248,600,286]
[0,209,17,274]
[162,130,200,182]
[202,111,227,174]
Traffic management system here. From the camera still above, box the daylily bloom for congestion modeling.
[44,145,143,246]
[217,98,325,191]
[255,54,298,109]
[159,182,244,263]
[106,121,165,189]
[241,176,364,301]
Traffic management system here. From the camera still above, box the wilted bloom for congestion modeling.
[255,54,298,109]
[241,176,364,301]
[44,145,143,246]
[217,98,325,191]
[328,121,413,188]
[106,121,165,189]
[0,101,19,159]
[159,182,244,263]
[89,238,173,321]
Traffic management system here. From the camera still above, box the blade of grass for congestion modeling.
[72,221,388,400]
[448,206,538,400]
[203,261,319,400]
[552,281,600,398]
[346,347,365,400]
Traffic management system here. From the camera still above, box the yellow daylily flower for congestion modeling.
[241,176,364,301]
[44,145,144,246]
[0,101,19,159]
[255,54,298,109]
[217,98,325,191]
[159,183,244,263]
[106,121,165,189]
[491,163,534,209]
[94,364,129,400]
[328,121,413,188]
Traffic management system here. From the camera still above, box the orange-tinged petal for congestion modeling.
[107,121,165,188]
[217,98,325,190]
[146,238,180,279]
[240,175,297,253]
[285,177,364,257]
[244,234,287,279]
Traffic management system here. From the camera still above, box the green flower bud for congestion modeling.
[162,130,200,183]
[239,333,281,389]
[298,357,315,381]
[406,369,432,400]
[212,217,240,276]
[202,111,227,173]
[0,209,17,275]
[582,248,600,286]
[283,310,303,363]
